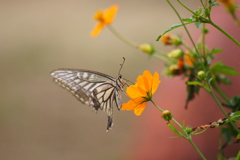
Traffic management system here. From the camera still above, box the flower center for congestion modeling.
[143,91,152,102]
[93,11,104,22]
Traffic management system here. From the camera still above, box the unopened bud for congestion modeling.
[197,70,206,80]
[160,34,182,46]
[185,127,193,135]
[168,65,181,75]
[139,44,155,54]
[168,49,183,59]
[162,110,173,121]
[203,27,209,34]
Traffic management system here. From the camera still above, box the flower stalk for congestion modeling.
[151,99,206,160]
[107,25,138,48]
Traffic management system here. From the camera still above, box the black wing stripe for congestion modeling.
[51,69,124,131]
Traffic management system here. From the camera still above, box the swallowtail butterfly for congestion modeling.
[50,59,126,131]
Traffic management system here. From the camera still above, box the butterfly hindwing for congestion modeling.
[50,69,124,131]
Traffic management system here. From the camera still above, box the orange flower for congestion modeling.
[160,34,172,45]
[218,0,234,7]
[184,53,194,67]
[121,71,161,116]
[160,34,182,46]
[91,5,118,37]
[178,58,184,69]
[218,0,237,14]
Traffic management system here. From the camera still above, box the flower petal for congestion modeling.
[122,97,145,111]
[103,5,118,24]
[143,70,153,91]
[93,10,104,21]
[184,54,194,66]
[134,102,147,116]
[136,75,148,94]
[126,84,145,99]
[121,100,137,110]
[151,72,160,95]
[91,22,105,37]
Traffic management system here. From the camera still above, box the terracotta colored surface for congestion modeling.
[124,7,240,160]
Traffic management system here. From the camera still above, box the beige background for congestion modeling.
[0,0,239,160]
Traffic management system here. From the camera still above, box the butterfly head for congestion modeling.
[116,74,125,91]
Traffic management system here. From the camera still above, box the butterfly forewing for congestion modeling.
[50,69,124,131]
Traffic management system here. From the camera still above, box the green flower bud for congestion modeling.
[197,70,206,80]
[162,110,173,121]
[167,65,181,75]
[172,36,182,46]
[185,127,193,135]
[139,44,155,54]
[203,27,209,34]
[168,49,183,59]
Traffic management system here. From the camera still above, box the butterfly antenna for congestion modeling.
[118,57,125,75]
[123,78,134,86]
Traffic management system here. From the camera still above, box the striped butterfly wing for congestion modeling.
[50,69,124,131]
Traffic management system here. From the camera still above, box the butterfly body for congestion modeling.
[50,69,125,131]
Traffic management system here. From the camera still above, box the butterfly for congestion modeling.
[50,59,126,131]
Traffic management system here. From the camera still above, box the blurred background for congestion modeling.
[0,0,239,160]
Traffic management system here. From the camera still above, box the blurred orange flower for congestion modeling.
[160,34,182,46]
[218,0,237,15]
[178,58,184,69]
[121,71,160,116]
[218,0,234,7]
[184,53,194,67]
[160,34,172,45]
[91,5,118,37]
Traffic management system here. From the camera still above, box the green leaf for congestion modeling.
[193,128,208,135]
[229,96,240,111]
[185,80,201,108]
[167,123,183,137]
[209,48,223,55]
[209,0,219,7]
[204,8,210,17]
[228,111,240,122]
[236,150,240,160]
[156,22,194,41]
[221,126,234,144]
[194,22,202,28]
[187,81,203,86]
[221,123,239,145]
[215,74,232,85]
[182,18,196,23]
[210,62,239,76]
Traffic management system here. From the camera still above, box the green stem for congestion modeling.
[151,99,206,160]
[200,0,206,9]
[182,42,194,53]
[208,21,240,47]
[211,80,230,103]
[107,25,138,48]
[201,23,206,57]
[151,100,182,129]
[153,55,169,63]
[207,84,240,134]
[187,138,207,160]
[153,51,170,63]
[150,99,164,112]
[108,25,171,62]
[177,0,195,14]
[218,130,224,159]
